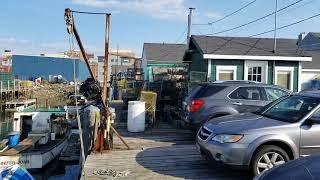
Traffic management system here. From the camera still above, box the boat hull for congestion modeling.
[0,137,68,171]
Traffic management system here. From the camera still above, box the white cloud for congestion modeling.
[204,11,223,20]
[0,37,102,55]
[72,0,188,21]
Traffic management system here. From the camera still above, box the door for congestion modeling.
[21,116,32,140]
[228,86,265,113]
[300,108,320,156]
[245,61,268,83]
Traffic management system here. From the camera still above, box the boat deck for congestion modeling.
[83,122,251,180]
[0,136,66,156]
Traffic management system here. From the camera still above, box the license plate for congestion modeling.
[196,143,201,153]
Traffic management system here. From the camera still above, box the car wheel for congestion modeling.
[251,145,289,176]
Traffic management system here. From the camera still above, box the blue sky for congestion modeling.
[0,0,320,57]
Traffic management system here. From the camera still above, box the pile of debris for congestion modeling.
[32,81,74,107]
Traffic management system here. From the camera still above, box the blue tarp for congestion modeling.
[1,165,34,180]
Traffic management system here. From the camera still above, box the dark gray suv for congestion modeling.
[184,81,290,131]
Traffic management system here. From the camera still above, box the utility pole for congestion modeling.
[187,8,196,40]
[273,0,278,53]
[116,44,119,78]
[102,13,112,151]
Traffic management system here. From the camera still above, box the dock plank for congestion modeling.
[83,121,251,180]
[0,136,42,156]
[84,143,250,179]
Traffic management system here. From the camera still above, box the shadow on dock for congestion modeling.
[135,145,250,180]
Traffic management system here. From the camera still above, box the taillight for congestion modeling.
[188,99,205,113]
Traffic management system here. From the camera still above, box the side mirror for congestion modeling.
[307,117,320,124]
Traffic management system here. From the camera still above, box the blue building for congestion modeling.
[12,55,90,81]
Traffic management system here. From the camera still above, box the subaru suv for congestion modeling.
[196,91,320,176]
[184,81,290,131]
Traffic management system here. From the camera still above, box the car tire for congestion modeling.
[251,145,289,177]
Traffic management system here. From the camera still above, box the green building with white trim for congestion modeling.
[183,35,312,92]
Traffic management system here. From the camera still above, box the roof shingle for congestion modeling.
[143,43,187,63]
[191,35,309,57]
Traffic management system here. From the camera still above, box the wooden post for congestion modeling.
[13,79,16,99]
[102,14,111,104]
[0,81,2,101]
[46,99,49,110]
[35,98,38,110]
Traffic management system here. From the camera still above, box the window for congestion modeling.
[229,87,262,100]
[216,66,237,81]
[275,67,294,91]
[248,66,262,82]
[122,59,130,63]
[260,96,320,123]
[245,61,267,83]
[310,108,320,121]
[277,71,290,89]
[189,85,227,99]
[219,70,234,80]
[265,87,289,101]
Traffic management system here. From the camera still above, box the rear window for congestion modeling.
[188,85,227,99]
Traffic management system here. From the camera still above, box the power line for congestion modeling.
[206,36,273,54]
[249,12,320,37]
[209,0,258,24]
[225,0,315,36]
[205,0,304,36]
[203,12,320,54]
[71,10,111,15]
[175,28,188,43]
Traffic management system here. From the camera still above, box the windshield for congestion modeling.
[260,95,320,123]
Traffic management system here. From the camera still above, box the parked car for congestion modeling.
[196,91,320,176]
[184,80,290,131]
[255,154,320,180]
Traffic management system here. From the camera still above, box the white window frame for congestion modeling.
[244,61,268,83]
[275,66,294,91]
[216,65,237,81]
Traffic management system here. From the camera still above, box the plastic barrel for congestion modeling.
[127,101,145,132]
[8,132,20,148]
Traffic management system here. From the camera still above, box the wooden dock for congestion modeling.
[2,99,36,111]
[0,80,33,102]
[83,122,251,180]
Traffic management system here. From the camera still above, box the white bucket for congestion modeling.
[127,101,145,132]
[51,133,55,141]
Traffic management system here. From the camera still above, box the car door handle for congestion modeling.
[233,102,243,105]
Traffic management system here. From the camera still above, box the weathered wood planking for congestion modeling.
[83,121,250,180]
[0,136,42,156]
[84,144,250,180]
[0,139,8,150]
